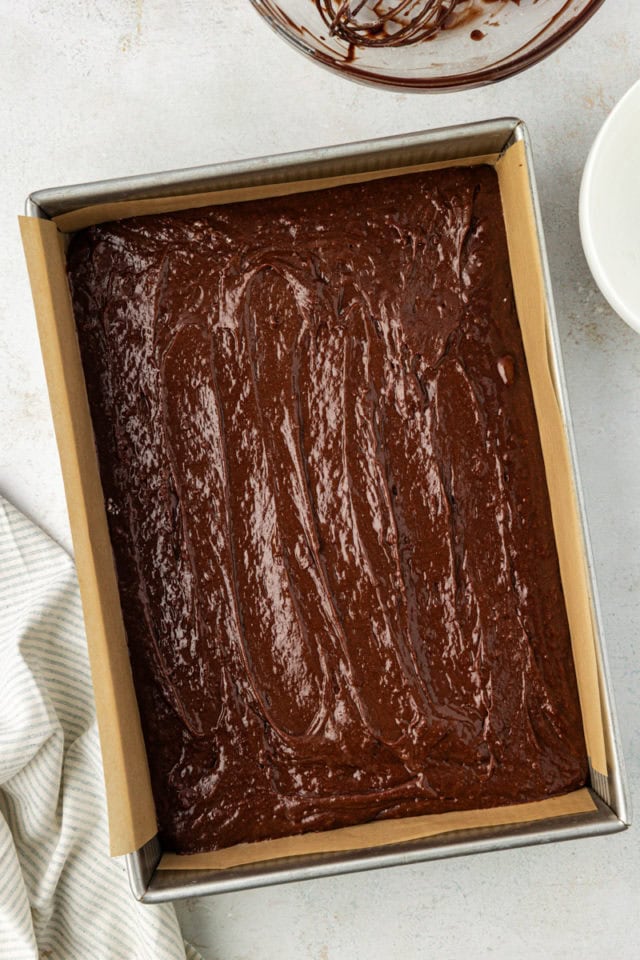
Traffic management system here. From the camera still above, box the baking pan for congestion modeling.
[24,118,630,902]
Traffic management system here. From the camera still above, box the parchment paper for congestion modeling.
[19,137,607,866]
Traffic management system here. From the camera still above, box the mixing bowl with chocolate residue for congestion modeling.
[250,0,607,91]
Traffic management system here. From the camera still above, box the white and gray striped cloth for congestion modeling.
[0,497,203,960]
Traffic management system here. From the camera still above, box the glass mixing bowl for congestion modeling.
[250,0,607,92]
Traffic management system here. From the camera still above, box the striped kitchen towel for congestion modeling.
[0,497,203,960]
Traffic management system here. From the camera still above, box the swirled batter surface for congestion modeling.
[68,166,587,854]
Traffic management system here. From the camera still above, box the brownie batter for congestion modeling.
[67,166,588,854]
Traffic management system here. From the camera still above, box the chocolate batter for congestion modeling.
[68,166,587,854]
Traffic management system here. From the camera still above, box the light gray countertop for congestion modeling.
[1,1,638,956]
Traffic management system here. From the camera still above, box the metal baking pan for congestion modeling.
[26,118,630,902]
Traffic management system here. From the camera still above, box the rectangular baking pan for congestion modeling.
[25,118,630,902]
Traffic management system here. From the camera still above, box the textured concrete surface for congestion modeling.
[1,1,638,957]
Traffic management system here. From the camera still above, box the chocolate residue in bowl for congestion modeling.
[314,0,508,48]
[252,0,607,90]
[315,0,459,46]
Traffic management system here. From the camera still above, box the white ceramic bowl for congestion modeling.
[580,77,640,334]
